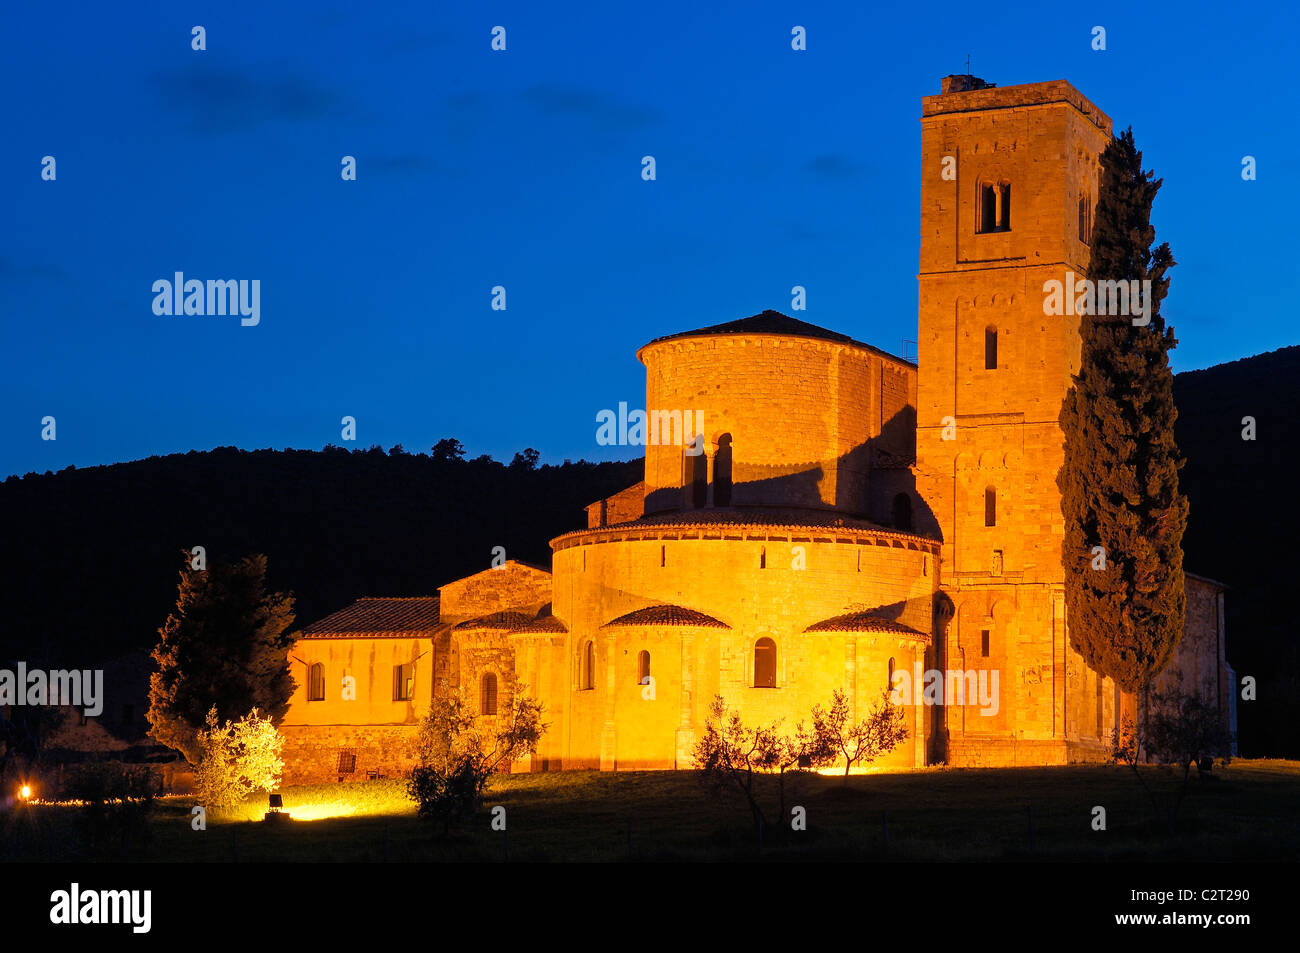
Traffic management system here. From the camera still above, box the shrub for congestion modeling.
[193,706,284,813]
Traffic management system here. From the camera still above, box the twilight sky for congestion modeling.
[2,0,1295,478]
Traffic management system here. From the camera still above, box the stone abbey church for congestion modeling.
[279,76,1235,783]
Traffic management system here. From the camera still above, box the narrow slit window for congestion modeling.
[580,640,595,691]
[985,487,997,527]
[985,327,998,370]
[1096,674,1104,737]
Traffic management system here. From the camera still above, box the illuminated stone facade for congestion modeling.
[279,77,1233,783]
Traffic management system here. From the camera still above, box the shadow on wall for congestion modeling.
[929,591,956,764]
[853,597,934,639]
[641,406,939,537]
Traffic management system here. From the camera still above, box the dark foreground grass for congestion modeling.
[5,760,1298,862]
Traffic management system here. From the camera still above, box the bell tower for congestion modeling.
[913,76,1117,763]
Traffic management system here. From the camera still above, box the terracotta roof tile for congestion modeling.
[553,507,940,548]
[509,615,569,634]
[804,610,928,639]
[629,508,890,531]
[644,310,913,366]
[452,611,536,631]
[299,597,441,638]
[602,605,730,629]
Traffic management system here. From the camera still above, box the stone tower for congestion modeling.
[912,76,1119,764]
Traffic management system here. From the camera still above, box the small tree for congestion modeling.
[1112,679,1233,835]
[692,696,787,841]
[774,714,838,823]
[407,687,546,834]
[812,689,909,779]
[193,706,285,813]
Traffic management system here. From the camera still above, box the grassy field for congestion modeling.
[5,760,1299,862]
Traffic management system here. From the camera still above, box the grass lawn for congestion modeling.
[5,760,1299,862]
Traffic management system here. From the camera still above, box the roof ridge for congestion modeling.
[642,309,913,366]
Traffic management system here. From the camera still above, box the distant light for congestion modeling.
[19,784,31,800]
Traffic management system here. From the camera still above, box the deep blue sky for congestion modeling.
[3,0,1295,478]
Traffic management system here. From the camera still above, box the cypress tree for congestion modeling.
[1057,127,1187,692]
[147,553,296,763]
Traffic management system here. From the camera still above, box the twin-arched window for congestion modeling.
[978,182,1011,233]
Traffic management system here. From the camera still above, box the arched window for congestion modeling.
[308,662,325,701]
[754,638,777,688]
[892,492,913,531]
[714,433,733,506]
[683,441,707,509]
[481,673,498,715]
[985,486,997,527]
[637,650,651,684]
[985,326,998,369]
[979,183,997,233]
[580,640,595,691]
[978,182,1011,233]
[887,657,896,693]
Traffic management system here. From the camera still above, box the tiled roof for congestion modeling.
[299,597,441,638]
[804,610,928,639]
[509,615,569,634]
[602,605,730,629]
[453,611,536,631]
[629,508,892,532]
[644,310,913,366]
[553,507,939,548]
